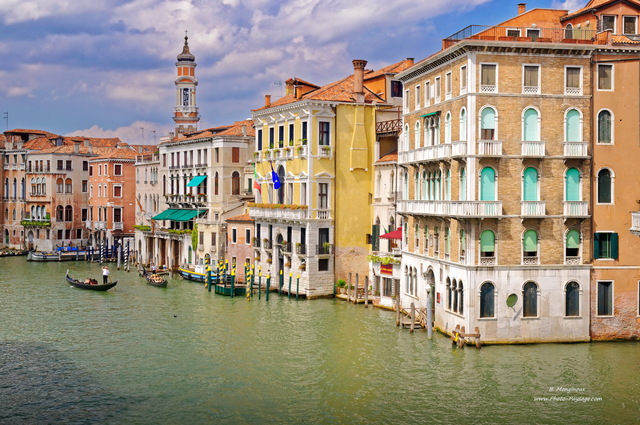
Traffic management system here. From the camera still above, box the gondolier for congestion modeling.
[102,266,110,284]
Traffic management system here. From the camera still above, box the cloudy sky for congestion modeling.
[0,0,581,144]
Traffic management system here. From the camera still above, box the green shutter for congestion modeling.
[611,233,619,259]
[594,233,601,259]
[566,168,580,201]
[480,230,495,252]
[566,230,580,249]
[523,108,539,141]
[481,108,495,130]
[523,167,538,201]
[480,168,495,201]
[566,109,580,142]
[524,230,537,252]
[372,224,379,252]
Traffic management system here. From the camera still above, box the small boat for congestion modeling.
[28,249,96,262]
[0,250,28,257]
[178,266,211,283]
[65,270,117,291]
[141,266,168,288]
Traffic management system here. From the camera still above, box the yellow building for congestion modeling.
[250,59,411,297]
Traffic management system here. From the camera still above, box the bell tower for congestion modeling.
[173,32,200,135]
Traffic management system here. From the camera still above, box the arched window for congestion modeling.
[12,178,16,198]
[523,229,538,261]
[403,124,409,150]
[565,168,580,201]
[56,206,64,221]
[445,227,450,255]
[597,168,613,204]
[231,171,240,196]
[459,108,467,141]
[56,178,64,193]
[414,121,421,148]
[65,178,72,193]
[65,206,73,222]
[597,110,612,144]
[421,171,428,200]
[480,282,495,318]
[435,171,441,200]
[414,171,420,199]
[565,109,581,142]
[446,278,452,310]
[459,229,466,261]
[565,282,580,317]
[565,23,573,39]
[452,280,458,312]
[444,112,451,143]
[480,107,496,140]
[523,167,539,201]
[566,229,580,259]
[523,281,538,317]
[458,281,464,314]
[480,229,495,258]
[459,167,466,201]
[523,108,539,141]
[403,172,408,198]
[480,167,496,201]
[445,169,451,200]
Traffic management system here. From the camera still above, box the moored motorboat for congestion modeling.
[28,249,96,262]
[0,250,28,257]
[65,270,117,291]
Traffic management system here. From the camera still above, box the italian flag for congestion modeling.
[253,164,261,194]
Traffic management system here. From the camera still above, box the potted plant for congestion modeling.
[284,262,291,268]
[299,138,308,145]
[299,263,306,271]
[322,242,331,254]
[337,279,347,294]
[266,258,272,264]
[321,145,331,154]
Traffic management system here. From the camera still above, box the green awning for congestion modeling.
[152,208,181,220]
[152,208,206,221]
[187,175,207,187]
[420,111,441,117]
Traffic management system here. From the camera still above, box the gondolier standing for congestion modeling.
[102,266,110,284]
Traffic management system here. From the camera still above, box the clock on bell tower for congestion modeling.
[173,32,200,135]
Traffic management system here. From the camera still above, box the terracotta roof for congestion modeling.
[365,59,414,80]
[166,120,255,143]
[90,147,141,160]
[63,137,122,147]
[284,77,319,89]
[23,136,55,150]
[5,129,61,138]
[563,0,640,20]
[226,213,254,223]
[612,34,640,44]
[376,152,398,163]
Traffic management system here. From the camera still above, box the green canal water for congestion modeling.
[0,256,639,424]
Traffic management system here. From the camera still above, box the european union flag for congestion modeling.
[270,163,281,189]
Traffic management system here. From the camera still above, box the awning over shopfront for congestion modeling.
[380,227,402,240]
[152,209,206,221]
[186,175,207,187]
[420,111,441,118]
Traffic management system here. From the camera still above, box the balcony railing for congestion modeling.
[480,256,496,266]
[262,240,272,250]
[444,25,597,47]
[522,256,539,265]
[113,222,123,230]
[478,140,502,156]
[521,201,545,216]
[295,243,307,255]
[397,200,502,218]
[253,238,261,248]
[564,201,589,217]
[317,243,333,255]
[398,144,452,164]
[565,256,581,265]
[249,206,309,221]
[281,242,291,253]
[521,141,545,157]
[377,119,401,135]
[563,141,589,157]
[451,141,467,158]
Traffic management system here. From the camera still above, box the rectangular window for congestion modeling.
[460,66,467,93]
[404,89,410,111]
[232,147,240,163]
[114,185,122,197]
[98,164,102,176]
[89,185,93,198]
[66,160,72,170]
[57,160,63,170]
[318,183,328,209]
[594,232,618,259]
[81,208,88,221]
[288,123,294,145]
[480,64,497,92]
[623,16,637,35]
[245,228,251,245]
[445,72,452,99]
[598,64,613,90]
[565,66,582,95]
[602,15,615,32]
[98,185,102,198]
[597,281,613,316]
[415,85,421,108]
[114,164,122,176]
[301,121,308,141]
[319,122,330,146]
[211,232,217,247]
[507,28,521,37]
[257,129,263,151]
[318,258,329,271]
[278,125,284,147]
[113,208,122,223]
[269,127,274,148]
[83,161,88,171]
[391,80,402,98]
[424,81,430,107]
[526,28,540,41]
[434,77,441,102]
[523,65,540,94]
[232,228,237,244]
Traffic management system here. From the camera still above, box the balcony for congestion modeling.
[262,239,272,250]
[521,141,545,157]
[565,256,581,265]
[316,243,333,255]
[253,238,261,248]
[93,221,106,230]
[319,146,332,158]
[521,201,545,217]
[631,212,640,236]
[249,204,309,221]
[523,85,540,95]
[564,201,589,218]
[443,25,597,48]
[563,141,589,158]
[295,243,307,255]
[477,140,502,156]
[451,141,467,158]
[296,145,308,157]
[113,222,123,230]
[397,200,502,218]
[480,256,496,266]
[281,242,292,253]
[398,144,452,164]
[377,119,401,135]
[522,256,539,265]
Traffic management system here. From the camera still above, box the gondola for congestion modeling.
[65,270,117,291]
[140,266,168,288]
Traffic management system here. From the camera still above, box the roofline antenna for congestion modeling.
[273,81,283,97]
[3,112,8,131]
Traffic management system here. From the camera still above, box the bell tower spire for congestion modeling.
[173,31,200,135]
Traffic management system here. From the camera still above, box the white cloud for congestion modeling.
[0,0,107,24]
[66,121,173,145]
[551,0,583,13]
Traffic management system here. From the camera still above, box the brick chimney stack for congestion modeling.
[518,3,526,14]
[265,94,271,107]
[352,59,368,103]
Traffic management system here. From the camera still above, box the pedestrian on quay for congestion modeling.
[102,266,110,284]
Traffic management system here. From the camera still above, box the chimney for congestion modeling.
[406,58,415,66]
[518,3,526,14]
[265,94,271,107]
[352,59,368,103]
[74,141,80,154]
[242,124,247,136]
